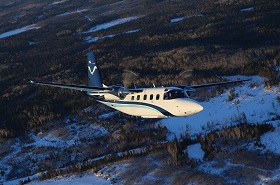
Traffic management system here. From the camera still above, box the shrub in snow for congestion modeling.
[228,88,238,101]
[240,112,247,124]
[249,81,259,88]
[198,123,274,159]
[167,139,183,165]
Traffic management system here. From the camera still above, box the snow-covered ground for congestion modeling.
[29,174,110,185]
[0,120,109,184]
[81,15,142,43]
[83,36,99,43]
[4,173,110,185]
[84,29,140,43]
[170,13,203,23]
[259,120,280,154]
[48,0,69,6]
[0,3,140,40]
[82,16,144,34]
[241,7,254,12]
[159,75,279,161]
[0,24,41,39]
[187,143,204,160]
[56,9,90,17]
[2,75,279,185]
[171,17,184,23]
[160,76,279,142]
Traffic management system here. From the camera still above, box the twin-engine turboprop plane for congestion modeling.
[30,52,250,118]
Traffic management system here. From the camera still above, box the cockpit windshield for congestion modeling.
[164,89,185,100]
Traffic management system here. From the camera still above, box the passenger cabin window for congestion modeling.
[164,90,184,100]
[137,95,140,100]
[144,94,147,100]
[156,94,160,100]
[131,96,134,100]
[150,94,153,100]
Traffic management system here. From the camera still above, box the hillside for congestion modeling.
[0,0,279,134]
[0,0,280,184]
[2,75,280,184]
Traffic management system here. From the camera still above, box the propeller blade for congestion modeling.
[179,70,193,78]
[122,70,139,88]
[178,70,193,85]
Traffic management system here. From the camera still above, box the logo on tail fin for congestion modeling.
[88,65,97,75]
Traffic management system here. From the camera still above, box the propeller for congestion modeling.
[110,70,139,99]
[117,86,130,99]
[122,69,139,88]
[178,70,194,97]
[179,70,193,85]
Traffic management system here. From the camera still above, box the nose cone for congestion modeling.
[184,101,204,116]
[195,103,204,113]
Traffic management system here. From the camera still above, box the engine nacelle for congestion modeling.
[117,87,130,99]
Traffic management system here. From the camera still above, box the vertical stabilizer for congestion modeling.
[87,52,102,87]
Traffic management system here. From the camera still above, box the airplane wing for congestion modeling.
[190,79,251,88]
[29,80,113,92]
[175,79,251,89]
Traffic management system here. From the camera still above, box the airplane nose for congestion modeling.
[183,101,204,116]
[190,101,204,114]
[195,103,204,113]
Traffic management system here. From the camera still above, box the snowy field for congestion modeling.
[1,120,109,184]
[56,9,90,17]
[240,7,254,12]
[0,24,41,39]
[48,0,69,6]
[5,173,110,185]
[28,174,110,185]
[170,13,203,23]
[84,29,140,43]
[0,1,141,41]
[160,76,279,146]
[82,15,144,34]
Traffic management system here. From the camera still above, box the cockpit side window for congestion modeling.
[164,90,184,100]
[164,93,168,100]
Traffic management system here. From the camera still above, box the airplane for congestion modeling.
[29,52,251,118]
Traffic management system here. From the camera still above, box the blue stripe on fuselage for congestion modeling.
[98,99,174,117]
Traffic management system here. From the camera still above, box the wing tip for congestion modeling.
[28,80,35,84]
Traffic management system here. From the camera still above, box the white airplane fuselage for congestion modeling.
[89,87,204,118]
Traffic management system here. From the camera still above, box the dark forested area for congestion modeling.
[0,0,279,136]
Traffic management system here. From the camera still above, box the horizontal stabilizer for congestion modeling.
[29,80,113,92]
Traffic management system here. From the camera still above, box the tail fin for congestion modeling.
[87,52,102,87]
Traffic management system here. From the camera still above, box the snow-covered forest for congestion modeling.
[0,0,279,184]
